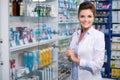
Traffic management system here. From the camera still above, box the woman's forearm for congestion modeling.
[70,55,80,65]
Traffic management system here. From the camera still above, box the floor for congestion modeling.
[102,78,116,80]
[64,77,116,80]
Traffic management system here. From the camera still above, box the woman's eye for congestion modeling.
[80,15,84,18]
[88,15,92,18]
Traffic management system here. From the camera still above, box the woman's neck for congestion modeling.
[81,28,89,34]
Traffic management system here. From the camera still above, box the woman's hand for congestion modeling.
[65,48,75,57]
[65,48,80,64]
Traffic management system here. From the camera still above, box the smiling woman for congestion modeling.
[65,1,105,80]
[78,9,94,31]
[78,8,95,42]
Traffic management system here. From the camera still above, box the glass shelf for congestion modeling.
[46,0,56,2]
[96,9,110,11]
[9,16,56,23]
[58,36,72,41]
[10,16,56,19]
[10,38,57,52]
[58,22,79,25]
[15,62,56,80]
[111,58,120,60]
[94,23,109,25]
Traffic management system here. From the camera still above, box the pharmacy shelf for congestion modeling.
[93,23,109,25]
[45,0,56,2]
[111,58,120,60]
[10,38,57,52]
[58,22,79,25]
[111,0,120,78]
[15,62,57,80]
[96,16,109,18]
[10,16,56,23]
[96,9,110,11]
[90,0,110,2]
[112,34,120,37]
[102,78,116,80]
[110,67,120,69]
[112,9,120,11]
[58,36,72,41]
[111,49,120,51]
[112,40,120,43]
[112,23,120,24]
[31,0,56,2]
[10,16,56,18]
[58,11,77,14]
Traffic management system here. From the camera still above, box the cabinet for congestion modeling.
[111,0,120,78]
[9,0,58,80]
[95,0,112,78]
[0,0,77,80]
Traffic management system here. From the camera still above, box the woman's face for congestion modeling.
[78,9,94,30]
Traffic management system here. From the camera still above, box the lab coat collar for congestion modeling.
[77,26,94,36]
[87,26,94,35]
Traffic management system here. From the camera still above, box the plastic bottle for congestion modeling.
[9,0,13,16]
[20,1,24,16]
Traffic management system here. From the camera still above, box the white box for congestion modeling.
[112,11,118,23]
[118,11,120,23]
[112,1,118,9]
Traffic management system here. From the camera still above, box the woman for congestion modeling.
[65,1,105,80]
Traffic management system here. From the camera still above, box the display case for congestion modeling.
[9,0,58,80]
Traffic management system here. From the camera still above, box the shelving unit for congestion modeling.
[111,0,120,78]
[1,0,120,80]
[9,0,59,80]
[58,0,80,80]
[58,0,80,37]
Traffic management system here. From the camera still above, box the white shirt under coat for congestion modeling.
[70,27,105,80]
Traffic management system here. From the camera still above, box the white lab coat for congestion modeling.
[70,27,105,80]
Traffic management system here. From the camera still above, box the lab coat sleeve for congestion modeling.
[79,32,105,74]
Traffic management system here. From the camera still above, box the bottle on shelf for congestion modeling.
[16,0,20,16]
[9,0,13,16]
[12,0,17,16]
[12,0,23,16]
[20,0,24,16]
